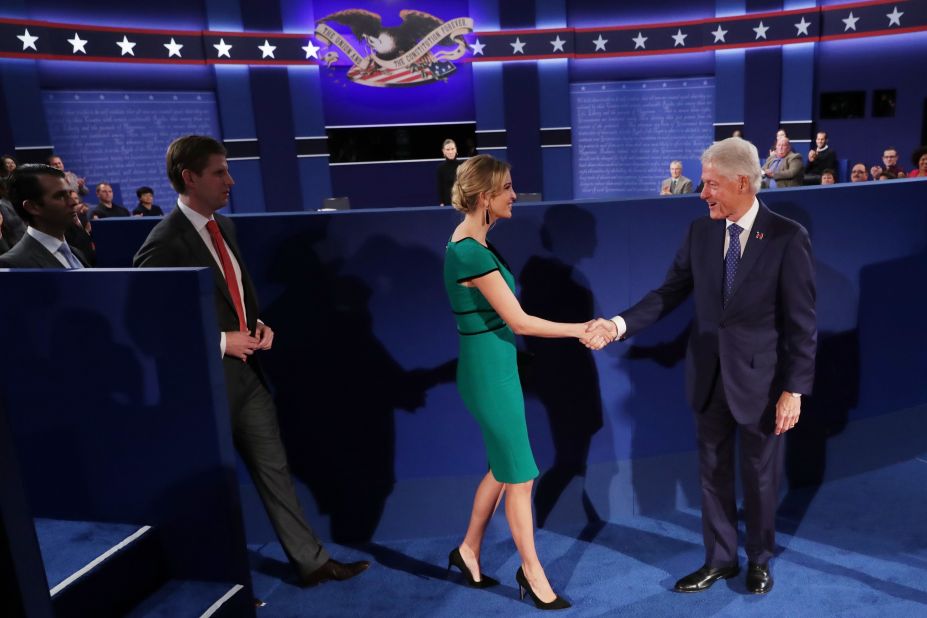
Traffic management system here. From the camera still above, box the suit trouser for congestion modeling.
[695,370,783,567]
[224,360,330,576]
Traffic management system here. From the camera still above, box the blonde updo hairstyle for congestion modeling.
[451,154,511,215]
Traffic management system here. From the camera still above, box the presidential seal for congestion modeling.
[314,9,474,87]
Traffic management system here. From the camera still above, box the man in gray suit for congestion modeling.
[0,165,88,269]
[660,161,693,195]
[762,138,803,188]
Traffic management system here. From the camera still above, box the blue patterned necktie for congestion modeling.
[769,158,782,188]
[57,243,83,269]
[723,223,742,306]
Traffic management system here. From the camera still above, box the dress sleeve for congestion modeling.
[450,241,498,282]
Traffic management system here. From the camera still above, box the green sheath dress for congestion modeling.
[444,238,539,484]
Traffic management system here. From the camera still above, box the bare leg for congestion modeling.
[505,480,556,603]
[458,471,504,580]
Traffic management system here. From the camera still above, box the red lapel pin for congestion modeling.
[755,231,765,240]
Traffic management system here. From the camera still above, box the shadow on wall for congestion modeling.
[518,205,605,528]
[259,226,454,544]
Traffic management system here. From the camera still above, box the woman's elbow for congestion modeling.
[507,317,531,335]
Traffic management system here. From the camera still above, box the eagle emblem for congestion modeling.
[314,9,474,87]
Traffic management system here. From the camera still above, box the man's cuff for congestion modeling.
[610,316,627,339]
[219,332,226,358]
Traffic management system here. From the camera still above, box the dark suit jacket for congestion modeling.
[621,202,816,423]
[0,233,89,268]
[132,209,264,380]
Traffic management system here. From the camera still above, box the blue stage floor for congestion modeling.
[248,441,927,616]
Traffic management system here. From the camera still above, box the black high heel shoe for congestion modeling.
[447,547,499,588]
[515,567,571,610]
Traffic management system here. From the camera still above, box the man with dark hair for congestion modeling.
[871,148,906,180]
[91,182,130,219]
[0,164,88,268]
[850,163,869,182]
[132,186,164,217]
[134,135,368,588]
[804,132,837,185]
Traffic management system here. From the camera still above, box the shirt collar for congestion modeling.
[176,197,212,232]
[26,226,65,253]
[727,197,759,232]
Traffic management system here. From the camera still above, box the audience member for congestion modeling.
[769,129,788,156]
[907,146,927,178]
[805,132,837,184]
[731,129,743,138]
[436,139,462,206]
[46,154,89,196]
[91,182,130,219]
[763,138,803,188]
[132,186,164,217]
[0,164,88,268]
[0,178,26,247]
[1,154,15,179]
[871,148,905,180]
[66,189,96,266]
[660,160,692,195]
[850,163,869,182]
[820,170,836,185]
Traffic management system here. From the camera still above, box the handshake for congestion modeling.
[580,318,619,351]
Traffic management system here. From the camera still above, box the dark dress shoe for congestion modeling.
[746,562,773,594]
[673,564,740,593]
[300,558,370,587]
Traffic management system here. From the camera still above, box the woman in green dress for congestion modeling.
[443,155,611,610]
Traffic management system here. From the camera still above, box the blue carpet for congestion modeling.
[34,518,145,590]
[124,579,243,618]
[249,452,927,616]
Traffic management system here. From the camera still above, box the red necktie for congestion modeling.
[205,219,248,332]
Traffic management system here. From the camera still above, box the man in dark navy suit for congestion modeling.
[591,137,816,594]
[134,135,367,588]
[0,164,88,269]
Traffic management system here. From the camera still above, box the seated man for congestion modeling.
[660,160,692,195]
[132,186,164,217]
[0,165,88,268]
[0,178,27,247]
[804,132,837,185]
[870,148,906,180]
[91,182,130,219]
[820,169,836,185]
[46,154,89,196]
[849,163,869,182]
[762,138,803,188]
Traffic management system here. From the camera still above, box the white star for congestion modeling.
[213,38,232,58]
[632,32,647,49]
[510,37,526,54]
[67,32,88,54]
[842,12,859,31]
[17,29,38,51]
[711,25,728,43]
[886,6,903,27]
[163,38,183,58]
[794,17,811,36]
[671,29,688,47]
[753,21,770,40]
[301,39,320,59]
[116,36,136,56]
[469,38,485,56]
[592,34,608,51]
[550,35,565,53]
[258,39,277,59]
